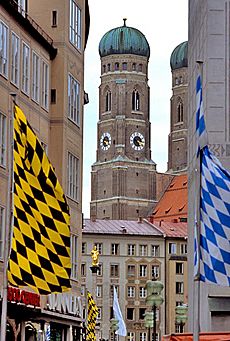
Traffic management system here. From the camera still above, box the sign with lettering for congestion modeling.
[7,287,40,307]
[47,293,83,317]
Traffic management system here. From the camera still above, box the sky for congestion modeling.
[83,0,188,218]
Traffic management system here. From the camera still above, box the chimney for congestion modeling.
[138,216,143,223]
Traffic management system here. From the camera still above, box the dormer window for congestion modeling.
[132,89,140,111]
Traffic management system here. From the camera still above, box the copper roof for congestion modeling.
[149,174,187,222]
[83,218,163,236]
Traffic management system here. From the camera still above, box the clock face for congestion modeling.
[130,132,145,150]
[100,132,111,150]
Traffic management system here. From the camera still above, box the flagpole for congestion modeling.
[193,62,204,341]
[1,94,16,341]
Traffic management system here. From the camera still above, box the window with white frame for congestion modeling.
[97,263,102,276]
[32,51,40,102]
[152,265,160,279]
[42,61,49,110]
[96,285,102,297]
[151,244,160,257]
[17,0,26,14]
[82,242,86,254]
[81,285,85,296]
[169,242,177,254]
[0,21,8,78]
[180,243,187,254]
[139,244,147,256]
[132,89,140,111]
[69,0,82,49]
[111,243,119,255]
[0,113,6,167]
[97,307,102,319]
[139,332,147,341]
[127,332,135,341]
[139,264,147,277]
[139,286,146,299]
[176,262,184,275]
[22,42,30,95]
[127,286,135,298]
[110,264,119,277]
[176,281,184,294]
[71,234,78,279]
[81,263,86,277]
[94,243,102,254]
[127,307,135,320]
[128,244,135,256]
[67,152,79,201]
[110,285,119,298]
[0,206,5,259]
[127,265,135,277]
[68,73,80,125]
[11,32,20,87]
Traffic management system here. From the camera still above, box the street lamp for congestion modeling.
[145,279,164,341]
[110,318,119,341]
[175,304,188,333]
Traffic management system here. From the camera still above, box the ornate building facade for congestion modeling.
[90,21,157,221]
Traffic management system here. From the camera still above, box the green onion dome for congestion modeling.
[99,19,150,58]
[170,41,188,70]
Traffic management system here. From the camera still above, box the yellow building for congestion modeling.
[0,0,89,339]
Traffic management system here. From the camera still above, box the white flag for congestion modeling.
[113,287,127,336]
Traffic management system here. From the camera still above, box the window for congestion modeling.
[151,245,159,257]
[132,63,136,71]
[69,0,81,49]
[139,332,147,341]
[139,265,147,277]
[110,264,119,277]
[107,63,111,71]
[177,98,183,122]
[139,287,146,299]
[132,90,140,111]
[97,307,102,319]
[176,282,184,294]
[42,61,49,110]
[110,285,119,298]
[71,235,78,279]
[128,244,135,256]
[67,152,79,201]
[17,0,26,14]
[111,243,119,255]
[139,308,146,320]
[98,263,102,276]
[0,21,9,78]
[127,265,135,277]
[176,262,184,274]
[106,91,111,111]
[52,10,57,27]
[127,307,134,320]
[122,62,127,70]
[81,285,85,296]
[96,285,102,297]
[22,42,30,95]
[128,332,135,341]
[151,265,160,279]
[181,243,187,254]
[114,62,119,71]
[138,64,143,72]
[82,242,86,254]
[94,243,102,254]
[32,51,40,102]
[127,286,135,298]
[41,141,48,154]
[11,32,20,87]
[169,243,177,254]
[0,206,5,259]
[0,113,6,167]
[139,245,147,256]
[175,324,184,333]
[81,263,86,277]
[68,73,80,125]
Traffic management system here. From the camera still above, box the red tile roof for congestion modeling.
[149,174,187,223]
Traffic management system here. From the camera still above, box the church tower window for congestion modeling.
[177,99,183,122]
[115,62,119,71]
[132,89,140,111]
[122,62,127,70]
[106,91,111,111]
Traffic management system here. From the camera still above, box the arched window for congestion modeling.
[132,90,140,111]
[107,63,111,71]
[115,62,119,71]
[122,62,127,70]
[177,100,183,122]
[106,91,111,111]
[132,63,136,71]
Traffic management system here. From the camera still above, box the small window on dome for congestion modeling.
[103,65,106,73]
[115,62,119,71]
[122,62,127,70]
[138,64,143,72]
[108,63,111,71]
[132,63,136,71]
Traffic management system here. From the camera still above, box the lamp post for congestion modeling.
[110,318,119,341]
[145,279,164,341]
[175,304,188,333]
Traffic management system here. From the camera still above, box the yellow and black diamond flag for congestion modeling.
[86,291,98,341]
[8,105,71,294]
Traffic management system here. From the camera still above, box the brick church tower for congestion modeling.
[90,20,157,220]
[168,41,188,173]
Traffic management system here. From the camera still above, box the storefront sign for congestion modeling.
[7,287,40,307]
[47,293,83,317]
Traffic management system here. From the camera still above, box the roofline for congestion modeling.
[0,0,57,60]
